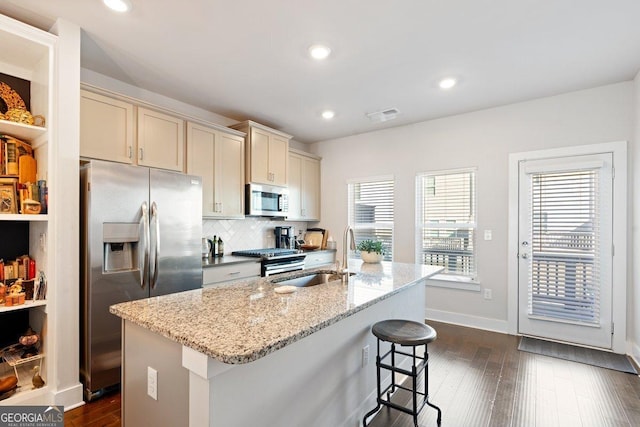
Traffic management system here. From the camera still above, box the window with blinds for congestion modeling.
[528,168,600,323]
[348,177,394,261]
[416,169,476,279]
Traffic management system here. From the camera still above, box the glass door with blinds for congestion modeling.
[348,177,394,261]
[517,153,613,349]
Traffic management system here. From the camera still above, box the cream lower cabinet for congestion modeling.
[186,122,245,218]
[287,150,321,221]
[81,91,185,172]
[230,120,291,186]
[202,262,261,287]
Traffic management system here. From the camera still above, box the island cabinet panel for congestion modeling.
[230,120,291,187]
[287,150,321,221]
[123,321,188,427]
[137,106,185,172]
[80,90,134,164]
[186,122,245,218]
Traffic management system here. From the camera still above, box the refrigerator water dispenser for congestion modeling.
[103,223,139,272]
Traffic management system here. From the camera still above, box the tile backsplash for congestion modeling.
[202,217,310,253]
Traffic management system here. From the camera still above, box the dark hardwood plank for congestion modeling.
[64,391,120,427]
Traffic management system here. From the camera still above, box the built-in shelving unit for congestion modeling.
[0,13,54,405]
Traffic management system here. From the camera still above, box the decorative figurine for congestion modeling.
[32,366,45,389]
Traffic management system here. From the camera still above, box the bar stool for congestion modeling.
[362,319,442,427]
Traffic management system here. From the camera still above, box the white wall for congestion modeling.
[632,72,640,362]
[312,82,634,332]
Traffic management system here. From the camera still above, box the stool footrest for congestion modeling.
[378,361,426,377]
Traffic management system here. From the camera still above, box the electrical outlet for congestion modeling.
[484,289,492,300]
[147,366,158,400]
[362,345,370,367]
[484,230,492,241]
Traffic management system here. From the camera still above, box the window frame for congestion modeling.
[415,167,479,286]
[347,175,394,262]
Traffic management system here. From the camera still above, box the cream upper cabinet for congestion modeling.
[230,120,291,186]
[287,150,321,221]
[80,90,135,164]
[80,91,185,172]
[186,122,245,218]
[137,107,185,172]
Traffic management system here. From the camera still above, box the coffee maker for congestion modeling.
[274,226,293,249]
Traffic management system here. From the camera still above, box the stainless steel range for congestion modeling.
[232,248,306,276]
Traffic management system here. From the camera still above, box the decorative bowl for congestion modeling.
[360,251,383,263]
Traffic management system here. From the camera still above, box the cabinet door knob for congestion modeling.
[128,146,133,159]
[139,148,144,160]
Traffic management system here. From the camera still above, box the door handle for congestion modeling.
[150,201,160,289]
[140,202,150,289]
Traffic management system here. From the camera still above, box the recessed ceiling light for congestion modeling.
[439,78,457,90]
[309,44,331,60]
[103,0,131,12]
[321,110,335,120]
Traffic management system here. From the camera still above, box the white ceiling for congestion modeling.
[1,1,640,143]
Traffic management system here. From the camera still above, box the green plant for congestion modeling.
[356,239,385,255]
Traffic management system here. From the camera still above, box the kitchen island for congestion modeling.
[110,261,442,427]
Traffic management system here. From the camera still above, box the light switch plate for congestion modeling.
[484,230,492,241]
[147,366,158,400]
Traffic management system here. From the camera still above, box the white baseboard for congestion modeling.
[55,383,84,411]
[629,340,640,372]
[427,309,640,363]
[425,308,509,334]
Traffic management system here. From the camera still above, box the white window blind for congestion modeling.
[528,169,601,323]
[416,169,476,279]
[348,177,394,261]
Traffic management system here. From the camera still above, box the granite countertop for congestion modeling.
[110,261,442,364]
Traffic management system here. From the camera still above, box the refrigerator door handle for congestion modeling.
[140,202,150,288]
[150,201,160,289]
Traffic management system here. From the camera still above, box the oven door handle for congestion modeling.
[264,265,305,276]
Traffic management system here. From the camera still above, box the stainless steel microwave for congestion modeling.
[245,183,288,217]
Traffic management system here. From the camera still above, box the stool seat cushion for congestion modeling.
[371,319,437,346]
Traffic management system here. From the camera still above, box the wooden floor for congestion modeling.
[64,321,640,427]
[64,390,120,427]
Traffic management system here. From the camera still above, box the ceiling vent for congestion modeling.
[366,108,400,122]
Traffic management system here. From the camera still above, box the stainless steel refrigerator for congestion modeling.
[80,160,202,401]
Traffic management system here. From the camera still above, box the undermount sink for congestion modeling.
[272,272,350,287]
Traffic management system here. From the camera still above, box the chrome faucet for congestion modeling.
[340,225,356,281]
